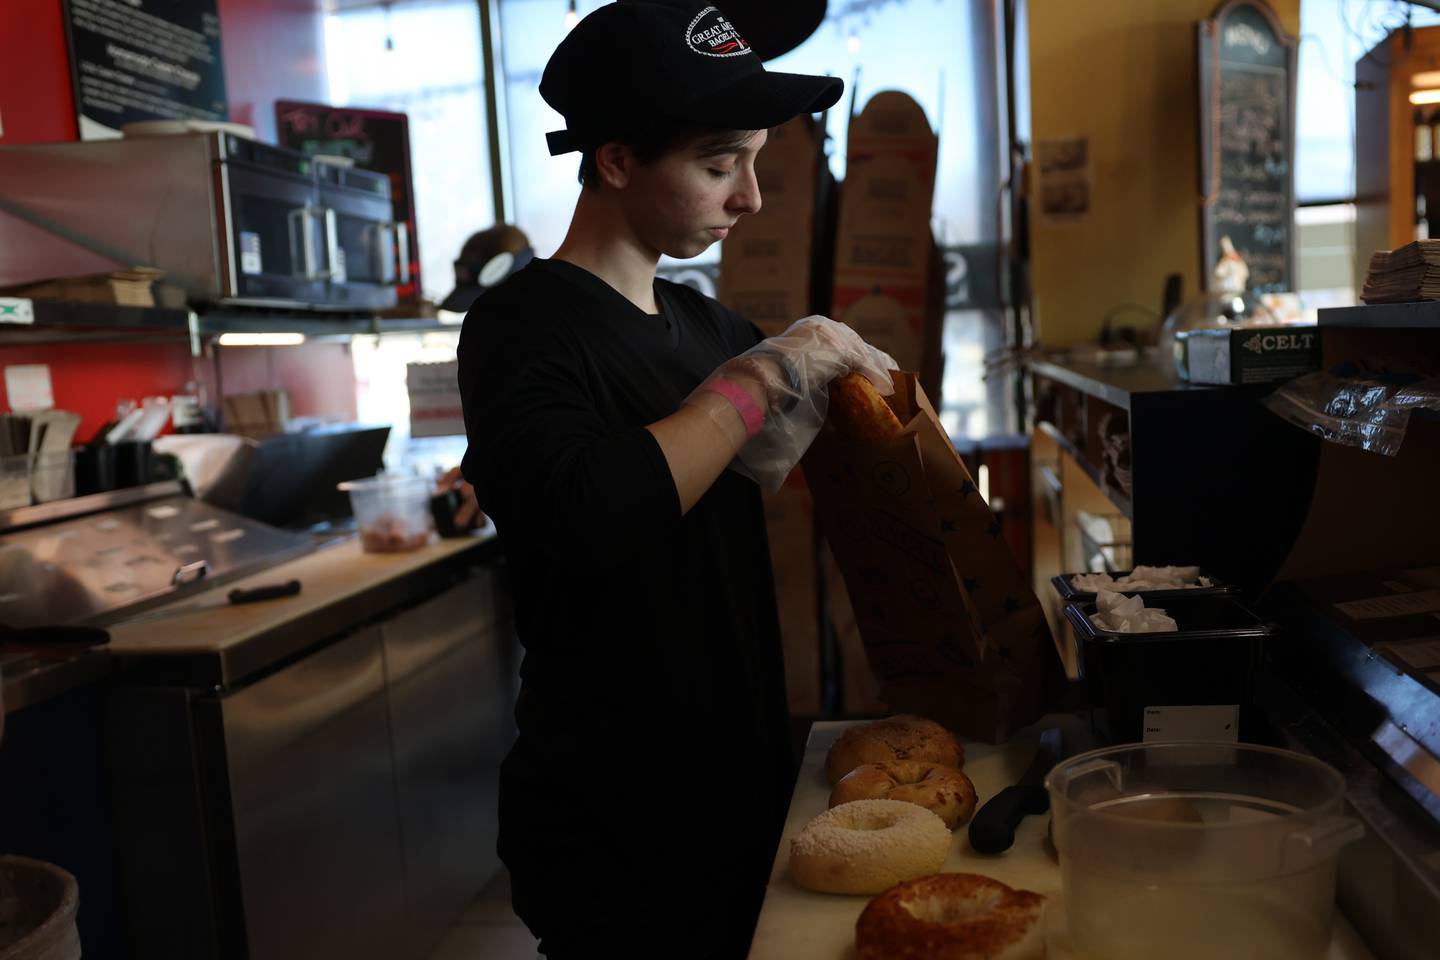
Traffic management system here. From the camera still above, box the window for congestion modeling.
[498,0,1006,437]
[325,3,494,304]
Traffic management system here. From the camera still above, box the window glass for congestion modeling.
[325,3,494,304]
[1296,0,1440,202]
[498,1,1005,436]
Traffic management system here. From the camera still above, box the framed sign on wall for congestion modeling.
[62,0,230,140]
[1198,0,1298,294]
[275,101,422,304]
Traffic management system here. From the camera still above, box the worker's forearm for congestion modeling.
[646,390,750,514]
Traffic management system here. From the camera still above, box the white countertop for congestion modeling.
[748,719,1375,959]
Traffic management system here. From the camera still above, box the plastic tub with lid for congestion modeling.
[338,474,434,553]
[1045,741,1363,960]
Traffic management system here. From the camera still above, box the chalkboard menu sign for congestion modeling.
[62,0,229,139]
[275,101,422,302]
[1198,0,1297,294]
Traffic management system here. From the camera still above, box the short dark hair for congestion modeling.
[577,124,760,189]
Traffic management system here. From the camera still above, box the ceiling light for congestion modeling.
[1410,89,1440,105]
[217,332,306,346]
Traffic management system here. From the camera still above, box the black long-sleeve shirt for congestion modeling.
[458,260,794,933]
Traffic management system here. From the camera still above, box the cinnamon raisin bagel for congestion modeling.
[831,761,978,829]
[826,715,964,785]
[856,873,1047,960]
[828,372,905,440]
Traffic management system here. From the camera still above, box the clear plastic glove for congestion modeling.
[685,315,897,493]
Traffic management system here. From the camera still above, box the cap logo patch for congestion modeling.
[686,6,751,58]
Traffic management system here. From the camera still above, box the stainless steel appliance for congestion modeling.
[0,133,402,310]
[0,480,314,630]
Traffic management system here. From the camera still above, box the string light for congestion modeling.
[565,0,579,31]
[847,33,861,54]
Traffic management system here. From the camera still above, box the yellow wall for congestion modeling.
[1026,0,1300,347]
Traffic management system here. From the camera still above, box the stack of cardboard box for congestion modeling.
[720,116,832,714]
[221,390,291,439]
[829,91,943,713]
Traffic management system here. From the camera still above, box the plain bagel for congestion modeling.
[789,799,951,895]
[831,761,978,830]
[856,872,1047,960]
[826,715,964,785]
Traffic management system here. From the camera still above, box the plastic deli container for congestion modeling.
[1050,568,1236,603]
[1046,742,1363,960]
[1063,595,1272,743]
[338,475,434,553]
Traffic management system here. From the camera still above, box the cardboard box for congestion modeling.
[763,476,821,714]
[1177,324,1321,385]
[832,92,942,397]
[719,116,830,336]
[0,267,163,306]
[407,360,465,438]
[823,544,888,714]
[804,372,1059,742]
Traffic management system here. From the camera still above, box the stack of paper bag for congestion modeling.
[1361,239,1440,302]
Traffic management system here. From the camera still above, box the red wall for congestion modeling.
[217,0,329,143]
[0,343,197,442]
[0,0,78,144]
[216,343,360,423]
[0,0,358,436]
[0,0,327,146]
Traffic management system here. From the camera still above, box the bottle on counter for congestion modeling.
[171,380,212,433]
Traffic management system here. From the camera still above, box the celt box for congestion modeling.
[1176,324,1320,385]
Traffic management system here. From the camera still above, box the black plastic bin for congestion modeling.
[1051,569,1237,603]
[1063,594,1273,744]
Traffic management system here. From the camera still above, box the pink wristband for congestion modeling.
[701,377,764,439]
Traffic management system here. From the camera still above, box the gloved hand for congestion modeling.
[686,315,897,493]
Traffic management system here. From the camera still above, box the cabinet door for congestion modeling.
[222,625,409,960]
[382,570,515,957]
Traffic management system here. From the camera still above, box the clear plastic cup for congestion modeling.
[1045,741,1362,960]
[338,474,434,553]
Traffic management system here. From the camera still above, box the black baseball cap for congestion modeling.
[541,1,842,156]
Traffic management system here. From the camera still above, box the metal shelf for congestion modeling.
[0,300,459,345]
[1037,420,1134,520]
[1318,301,1440,329]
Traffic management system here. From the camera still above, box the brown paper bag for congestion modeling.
[803,372,1058,742]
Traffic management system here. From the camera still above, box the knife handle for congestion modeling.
[228,580,301,605]
[968,784,1050,854]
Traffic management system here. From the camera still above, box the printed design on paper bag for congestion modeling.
[867,507,948,576]
[686,6,752,58]
[1243,332,1265,354]
[1002,596,1023,613]
[941,518,958,533]
[873,461,912,497]
[857,565,892,586]
[958,478,976,498]
[910,580,941,609]
[962,576,981,593]
[936,635,977,668]
[839,511,870,542]
[987,518,1003,538]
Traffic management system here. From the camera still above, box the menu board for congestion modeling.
[1198,0,1296,294]
[275,101,422,302]
[62,0,229,139]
